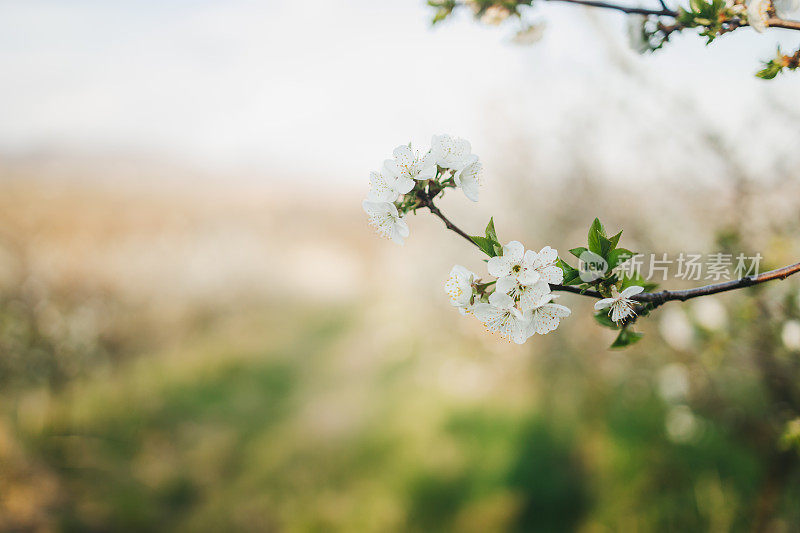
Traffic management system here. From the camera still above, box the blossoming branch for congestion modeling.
[362,135,800,348]
[428,0,800,79]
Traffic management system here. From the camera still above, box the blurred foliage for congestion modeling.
[2,118,800,531]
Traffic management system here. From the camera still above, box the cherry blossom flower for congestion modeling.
[367,169,414,202]
[384,145,437,183]
[488,241,541,286]
[746,0,770,32]
[518,281,554,311]
[445,265,477,314]
[362,200,410,245]
[474,292,531,344]
[526,294,572,336]
[430,134,478,171]
[495,277,551,311]
[454,160,482,202]
[594,285,644,323]
[531,246,564,284]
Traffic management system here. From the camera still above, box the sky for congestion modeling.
[0,0,798,185]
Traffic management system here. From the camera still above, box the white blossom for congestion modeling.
[531,246,564,284]
[496,276,551,311]
[384,144,437,183]
[487,241,541,286]
[746,0,770,32]
[367,169,414,202]
[474,292,531,344]
[430,134,478,171]
[454,160,482,202]
[526,293,571,336]
[362,200,410,245]
[594,285,644,323]
[445,265,477,314]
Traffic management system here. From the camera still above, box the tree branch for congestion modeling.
[449,0,800,32]
[544,0,675,16]
[636,261,800,305]
[420,194,800,305]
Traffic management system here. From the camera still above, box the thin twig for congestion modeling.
[421,195,800,305]
[637,261,800,304]
[545,0,675,17]
[766,17,800,30]
[450,0,800,32]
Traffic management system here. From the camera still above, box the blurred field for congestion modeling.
[1,149,800,532]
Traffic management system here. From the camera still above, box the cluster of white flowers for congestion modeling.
[362,135,483,245]
[445,241,571,344]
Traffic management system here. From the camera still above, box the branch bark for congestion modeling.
[420,195,800,305]
[452,0,800,32]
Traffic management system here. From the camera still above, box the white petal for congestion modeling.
[487,256,512,277]
[392,145,414,169]
[621,285,645,298]
[396,218,409,238]
[522,249,539,267]
[539,265,564,285]
[450,264,473,280]
[533,303,570,334]
[416,157,437,180]
[362,199,384,215]
[382,160,399,177]
[535,246,558,267]
[367,188,396,202]
[473,302,500,323]
[495,276,518,295]
[511,323,529,344]
[489,291,514,309]
[594,298,614,310]
[517,269,541,286]
[461,180,480,202]
[519,281,551,311]
[395,176,415,195]
[503,241,525,262]
[454,137,471,156]
[747,0,769,32]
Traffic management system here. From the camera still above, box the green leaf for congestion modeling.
[608,248,635,270]
[757,59,784,80]
[557,258,581,285]
[608,230,622,249]
[569,247,587,259]
[594,311,620,330]
[470,236,497,258]
[611,328,644,349]
[485,217,498,243]
[599,236,614,259]
[587,218,606,256]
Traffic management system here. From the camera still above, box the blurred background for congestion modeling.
[2,0,800,531]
